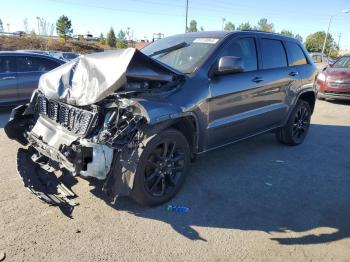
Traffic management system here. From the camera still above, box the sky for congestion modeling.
[1,0,350,49]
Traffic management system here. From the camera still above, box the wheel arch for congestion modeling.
[298,90,316,113]
[143,112,199,156]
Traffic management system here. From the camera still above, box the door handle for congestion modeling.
[252,77,264,83]
[1,76,16,80]
[289,71,299,77]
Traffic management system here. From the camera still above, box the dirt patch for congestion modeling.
[0,35,104,54]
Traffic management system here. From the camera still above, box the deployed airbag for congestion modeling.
[38,49,135,106]
[38,48,180,106]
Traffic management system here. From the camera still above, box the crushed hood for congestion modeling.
[38,48,181,106]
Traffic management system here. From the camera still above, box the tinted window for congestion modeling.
[312,55,322,63]
[17,56,60,72]
[222,38,257,72]
[285,42,307,66]
[333,56,350,68]
[0,57,16,73]
[260,39,287,69]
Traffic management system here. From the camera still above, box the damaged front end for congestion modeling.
[5,48,183,207]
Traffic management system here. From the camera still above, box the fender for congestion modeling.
[284,86,317,125]
[130,98,200,151]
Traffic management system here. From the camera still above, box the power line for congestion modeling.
[42,0,349,35]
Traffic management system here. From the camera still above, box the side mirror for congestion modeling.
[215,56,244,75]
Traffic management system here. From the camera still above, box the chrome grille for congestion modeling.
[327,82,350,88]
[37,95,97,136]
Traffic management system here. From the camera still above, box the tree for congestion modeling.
[99,33,106,45]
[237,22,253,31]
[0,19,3,32]
[187,20,198,32]
[305,31,338,55]
[280,29,294,37]
[56,15,73,40]
[116,29,128,48]
[106,27,116,47]
[200,26,204,31]
[257,18,274,32]
[224,21,235,31]
[38,18,54,36]
[295,34,303,43]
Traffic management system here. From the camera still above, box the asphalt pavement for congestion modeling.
[0,100,349,262]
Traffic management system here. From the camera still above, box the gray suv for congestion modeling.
[5,31,317,207]
[0,52,64,106]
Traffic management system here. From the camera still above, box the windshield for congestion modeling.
[333,56,350,68]
[142,35,221,73]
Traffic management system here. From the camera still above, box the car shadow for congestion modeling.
[0,107,15,128]
[87,123,350,245]
[323,99,350,106]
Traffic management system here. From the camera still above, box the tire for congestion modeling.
[276,100,311,146]
[131,128,190,206]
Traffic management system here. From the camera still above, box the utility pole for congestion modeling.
[36,17,40,35]
[321,16,333,55]
[185,0,188,33]
[322,10,349,55]
[337,33,342,48]
[222,18,226,30]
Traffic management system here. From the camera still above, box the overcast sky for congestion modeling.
[1,0,350,49]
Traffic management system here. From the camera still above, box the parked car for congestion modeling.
[47,51,80,62]
[316,55,350,101]
[0,51,64,106]
[18,50,79,62]
[14,31,26,37]
[309,52,334,71]
[5,31,317,207]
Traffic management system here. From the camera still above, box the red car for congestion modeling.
[316,55,350,101]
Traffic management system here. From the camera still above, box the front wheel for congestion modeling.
[131,128,190,206]
[276,100,311,146]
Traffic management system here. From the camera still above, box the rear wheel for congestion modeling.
[131,128,190,206]
[276,100,311,146]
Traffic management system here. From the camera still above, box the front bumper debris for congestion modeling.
[17,148,77,207]
[7,91,149,207]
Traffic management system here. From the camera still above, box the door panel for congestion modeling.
[0,56,18,104]
[207,70,289,148]
[205,36,299,150]
[16,71,41,100]
[16,56,60,101]
[206,37,265,148]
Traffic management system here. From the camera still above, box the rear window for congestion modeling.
[17,56,60,72]
[0,57,16,73]
[285,42,307,66]
[260,39,287,69]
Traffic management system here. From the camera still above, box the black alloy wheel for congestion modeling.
[131,128,190,206]
[144,140,186,197]
[276,100,312,146]
[291,103,310,143]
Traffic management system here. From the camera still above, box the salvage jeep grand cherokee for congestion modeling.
[5,31,317,207]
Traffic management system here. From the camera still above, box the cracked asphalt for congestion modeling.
[0,99,349,261]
